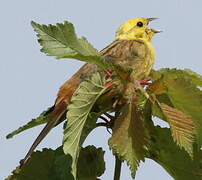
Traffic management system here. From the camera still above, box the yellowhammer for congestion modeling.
[21,17,160,165]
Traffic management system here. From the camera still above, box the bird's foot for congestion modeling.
[104,82,114,88]
[103,70,114,88]
[104,70,112,79]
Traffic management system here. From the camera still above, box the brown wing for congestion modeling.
[55,39,147,105]
[56,39,149,106]
[54,63,98,106]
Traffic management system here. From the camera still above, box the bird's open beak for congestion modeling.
[147,18,162,34]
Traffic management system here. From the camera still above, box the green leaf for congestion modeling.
[6,107,53,139]
[6,148,74,180]
[164,77,202,145]
[147,126,202,180]
[63,72,108,179]
[148,69,202,146]
[159,103,195,157]
[31,21,108,69]
[183,68,202,87]
[6,146,105,180]
[150,68,202,87]
[77,146,105,180]
[108,103,148,178]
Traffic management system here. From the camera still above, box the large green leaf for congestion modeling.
[6,148,74,180]
[108,103,149,178]
[150,68,202,87]
[148,69,202,146]
[6,107,54,139]
[6,146,105,180]
[63,72,108,179]
[31,21,108,69]
[147,126,202,180]
[164,77,202,145]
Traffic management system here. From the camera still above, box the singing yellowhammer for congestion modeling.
[21,17,160,165]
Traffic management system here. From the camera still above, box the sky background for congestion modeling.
[1,0,202,179]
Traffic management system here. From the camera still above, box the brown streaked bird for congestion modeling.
[20,17,160,165]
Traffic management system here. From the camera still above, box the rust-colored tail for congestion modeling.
[20,101,67,166]
[20,63,98,165]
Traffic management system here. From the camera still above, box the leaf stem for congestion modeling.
[113,155,122,180]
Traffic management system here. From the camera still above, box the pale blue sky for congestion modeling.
[1,0,202,179]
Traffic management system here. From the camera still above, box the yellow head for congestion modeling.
[116,17,160,41]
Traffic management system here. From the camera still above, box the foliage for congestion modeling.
[63,72,108,179]
[6,146,105,180]
[158,103,195,157]
[149,69,202,150]
[31,21,108,70]
[148,126,202,180]
[6,20,202,180]
[108,103,148,177]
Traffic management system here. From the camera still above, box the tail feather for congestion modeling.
[20,63,98,165]
[20,101,67,166]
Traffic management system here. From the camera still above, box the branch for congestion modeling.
[113,155,122,180]
[96,122,108,127]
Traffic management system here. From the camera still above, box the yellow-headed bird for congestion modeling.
[21,17,160,165]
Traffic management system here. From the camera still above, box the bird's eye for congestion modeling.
[136,21,143,27]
